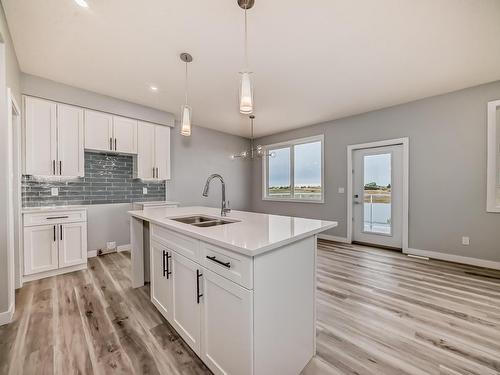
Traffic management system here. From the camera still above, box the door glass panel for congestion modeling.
[363,153,392,235]
[268,147,291,198]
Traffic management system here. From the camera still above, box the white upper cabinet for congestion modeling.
[57,104,84,177]
[24,96,57,176]
[155,125,171,180]
[113,115,137,154]
[24,96,83,177]
[137,121,155,179]
[137,121,171,180]
[84,110,113,152]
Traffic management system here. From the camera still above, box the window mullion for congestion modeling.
[290,145,295,198]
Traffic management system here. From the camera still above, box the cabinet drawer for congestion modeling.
[24,210,87,226]
[201,242,253,289]
[151,225,200,262]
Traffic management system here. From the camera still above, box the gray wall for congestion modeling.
[21,73,174,126]
[0,2,21,315]
[252,80,500,263]
[167,124,252,211]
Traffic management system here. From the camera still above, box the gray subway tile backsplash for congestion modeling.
[22,152,166,207]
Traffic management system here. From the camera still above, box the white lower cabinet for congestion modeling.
[150,240,253,374]
[201,268,253,375]
[23,210,88,280]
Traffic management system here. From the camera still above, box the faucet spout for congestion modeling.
[202,174,231,216]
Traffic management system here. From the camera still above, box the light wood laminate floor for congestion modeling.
[1,241,500,375]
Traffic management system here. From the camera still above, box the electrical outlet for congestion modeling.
[462,236,470,246]
[338,187,345,194]
[107,241,116,251]
[51,187,58,196]
[143,187,148,195]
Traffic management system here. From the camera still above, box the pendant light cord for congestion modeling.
[185,61,188,105]
[244,5,248,70]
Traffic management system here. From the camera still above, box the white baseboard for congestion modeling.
[318,234,350,243]
[0,303,15,326]
[405,248,500,271]
[117,244,131,252]
[88,250,98,258]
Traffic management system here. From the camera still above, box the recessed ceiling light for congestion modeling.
[74,0,89,8]
[150,86,158,92]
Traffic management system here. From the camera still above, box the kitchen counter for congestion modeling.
[128,205,336,257]
[22,205,89,213]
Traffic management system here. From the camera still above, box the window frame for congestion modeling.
[262,134,324,203]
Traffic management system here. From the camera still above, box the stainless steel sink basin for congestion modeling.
[169,215,239,227]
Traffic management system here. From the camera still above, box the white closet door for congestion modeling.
[57,103,84,177]
[113,116,137,154]
[84,109,113,152]
[154,125,171,180]
[137,121,155,179]
[24,96,57,175]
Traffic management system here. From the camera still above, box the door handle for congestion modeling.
[163,250,172,279]
[53,225,56,242]
[60,224,63,241]
[110,137,113,150]
[196,269,203,304]
[52,160,56,175]
[153,167,155,179]
[59,161,62,175]
[156,167,159,179]
[114,138,117,150]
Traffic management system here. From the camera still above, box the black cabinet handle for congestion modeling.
[60,225,63,240]
[59,161,62,175]
[162,250,172,279]
[110,137,113,150]
[114,138,117,150]
[153,166,155,178]
[47,216,69,220]
[196,269,203,304]
[206,255,231,269]
[52,160,56,175]
[53,225,56,242]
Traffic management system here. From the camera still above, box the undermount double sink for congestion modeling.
[169,215,240,227]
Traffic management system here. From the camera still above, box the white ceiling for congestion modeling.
[4,0,500,137]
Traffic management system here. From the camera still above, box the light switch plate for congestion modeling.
[51,187,58,196]
[462,236,470,245]
[338,187,345,194]
[143,187,148,195]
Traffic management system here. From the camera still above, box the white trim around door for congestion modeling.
[347,138,409,251]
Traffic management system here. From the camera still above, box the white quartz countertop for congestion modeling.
[22,205,89,213]
[129,206,337,256]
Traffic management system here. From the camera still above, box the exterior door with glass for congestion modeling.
[352,145,403,248]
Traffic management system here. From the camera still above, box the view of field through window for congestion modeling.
[267,140,322,200]
[363,153,392,234]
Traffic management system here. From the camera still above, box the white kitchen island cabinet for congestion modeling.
[129,206,336,375]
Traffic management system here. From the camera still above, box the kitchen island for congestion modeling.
[129,206,336,375]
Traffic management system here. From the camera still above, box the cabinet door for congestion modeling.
[171,252,202,354]
[23,225,58,275]
[57,104,84,177]
[151,241,173,320]
[113,116,137,154]
[137,121,155,179]
[24,96,57,175]
[58,222,87,268]
[84,110,113,152]
[154,125,171,180]
[201,268,253,375]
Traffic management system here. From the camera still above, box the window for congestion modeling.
[263,135,324,202]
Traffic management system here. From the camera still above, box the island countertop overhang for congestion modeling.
[128,206,337,257]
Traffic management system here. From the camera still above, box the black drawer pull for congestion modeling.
[206,256,231,269]
[47,216,69,220]
[53,225,56,242]
[196,269,203,304]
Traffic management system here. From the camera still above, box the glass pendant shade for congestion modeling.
[239,72,254,114]
[180,104,192,137]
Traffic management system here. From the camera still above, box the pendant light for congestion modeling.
[180,53,193,137]
[232,115,275,159]
[238,0,255,114]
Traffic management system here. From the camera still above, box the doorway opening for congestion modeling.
[347,138,409,250]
